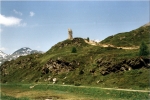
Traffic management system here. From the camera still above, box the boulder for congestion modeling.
[96,57,149,75]
[41,59,78,75]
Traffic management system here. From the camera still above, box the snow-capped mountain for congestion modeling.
[0,50,9,64]
[0,47,43,65]
[11,47,33,58]
[11,47,43,59]
[0,50,8,59]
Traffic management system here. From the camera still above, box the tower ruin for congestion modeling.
[68,28,73,40]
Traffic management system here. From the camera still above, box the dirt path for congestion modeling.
[52,84,150,93]
[95,87,150,93]
[84,40,139,50]
[99,44,139,50]
[1,84,149,100]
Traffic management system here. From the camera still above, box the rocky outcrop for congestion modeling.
[51,38,88,50]
[42,59,79,75]
[96,57,150,75]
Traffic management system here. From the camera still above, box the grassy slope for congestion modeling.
[1,38,149,90]
[100,25,150,47]
[0,24,150,91]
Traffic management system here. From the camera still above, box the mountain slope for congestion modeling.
[0,47,43,65]
[100,23,150,47]
[0,51,8,64]
[11,47,42,59]
[0,50,8,58]
[0,24,150,89]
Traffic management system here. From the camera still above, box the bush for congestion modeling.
[87,37,89,42]
[74,82,81,86]
[139,41,149,56]
[71,47,77,53]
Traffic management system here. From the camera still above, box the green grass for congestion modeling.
[1,48,149,88]
[1,37,150,91]
[101,25,150,47]
[1,83,149,100]
[1,93,29,100]
[36,84,149,100]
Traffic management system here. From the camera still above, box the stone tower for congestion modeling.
[68,28,73,40]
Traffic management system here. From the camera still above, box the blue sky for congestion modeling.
[0,1,149,54]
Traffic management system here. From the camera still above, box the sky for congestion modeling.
[0,1,149,54]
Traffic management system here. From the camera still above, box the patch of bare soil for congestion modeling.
[1,87,91,100]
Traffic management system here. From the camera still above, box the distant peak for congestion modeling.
[22,47,31,50]
[0,50,6,54]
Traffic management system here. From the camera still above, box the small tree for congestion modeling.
[139,41,149,56]
[71,47,77,53]
[87,37,90,42]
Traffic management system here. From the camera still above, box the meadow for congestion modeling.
[1,83,149,100]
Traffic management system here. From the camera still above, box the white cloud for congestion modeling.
[0,14,22,26]
[30,11,35,17]
[13,9,22,16]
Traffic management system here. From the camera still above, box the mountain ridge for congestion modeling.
[0,50,8,58]
[100,23,150,47]
[0,47,43,65]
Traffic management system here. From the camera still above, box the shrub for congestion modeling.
[87,37,90,42]
[74,82,81,86]
[71,47,77,53]
[139,41,149,56]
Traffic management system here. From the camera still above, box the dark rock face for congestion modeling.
[96,57,150,75]
[42,59,79,75]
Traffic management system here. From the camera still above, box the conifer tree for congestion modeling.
[71,47,77,53]
[87,37,89,42]
[139,41,149,56]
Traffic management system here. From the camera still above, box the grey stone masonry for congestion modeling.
[68,28,73,40]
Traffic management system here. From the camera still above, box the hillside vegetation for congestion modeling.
[100,24,150,47]
[0,24,150,90]
[1,83,149,100]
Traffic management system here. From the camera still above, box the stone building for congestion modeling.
[68,28,73,40]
